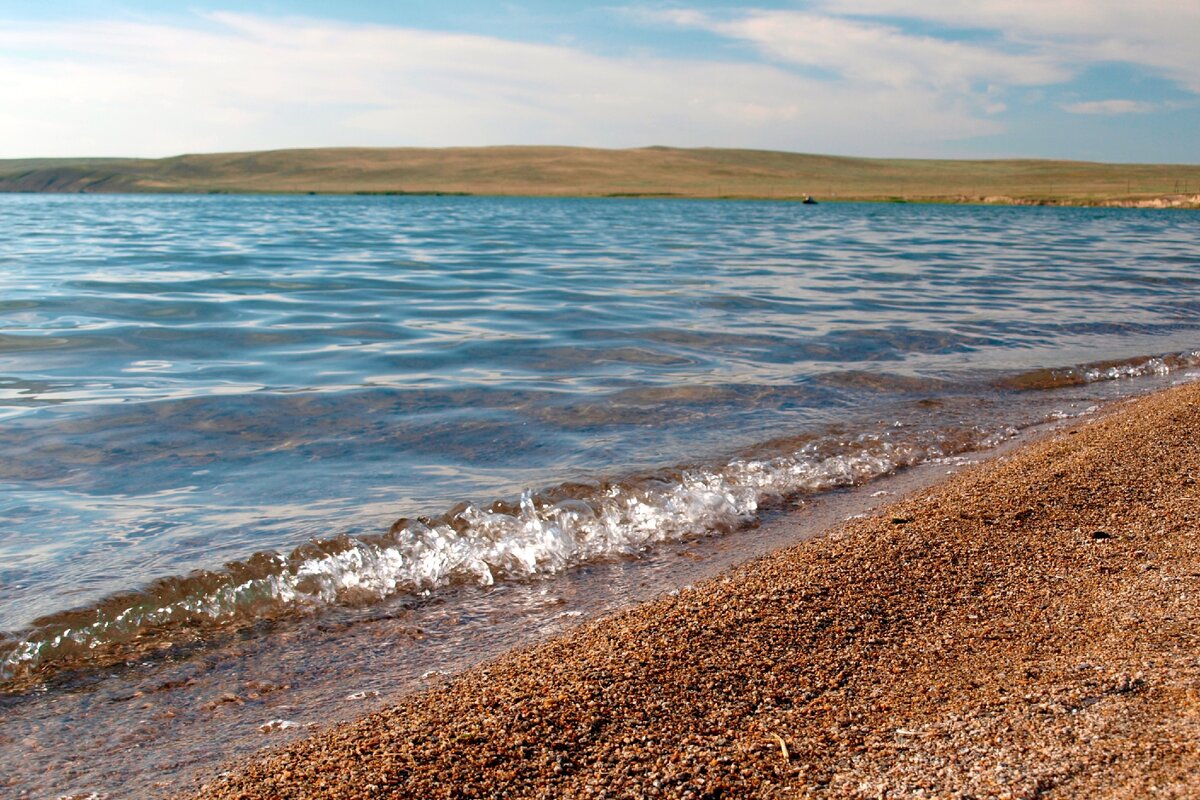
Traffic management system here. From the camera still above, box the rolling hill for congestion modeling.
[1,146,1198,206]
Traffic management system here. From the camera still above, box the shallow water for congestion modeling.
[0,195,1199,797]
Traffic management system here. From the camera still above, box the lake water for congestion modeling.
[1,195,1198,797]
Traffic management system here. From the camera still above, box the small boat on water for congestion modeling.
[802,195,818,204]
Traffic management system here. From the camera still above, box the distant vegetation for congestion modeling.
[1,146,1198,207]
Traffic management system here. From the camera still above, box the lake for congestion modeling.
[1,195,1198,796]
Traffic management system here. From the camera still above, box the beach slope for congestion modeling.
[191,382,1200,798]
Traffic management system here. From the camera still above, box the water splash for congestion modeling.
[0,422,1013,684]
[1002,349,1200,391]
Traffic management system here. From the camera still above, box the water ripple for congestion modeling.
[2,195,1199,643]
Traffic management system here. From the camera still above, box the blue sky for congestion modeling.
[0,1,1197,162]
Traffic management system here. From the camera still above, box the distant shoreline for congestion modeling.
[5,189,1199,210]
[2,145,1198,208]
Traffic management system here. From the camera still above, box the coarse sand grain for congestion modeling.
[188,381,1200,799]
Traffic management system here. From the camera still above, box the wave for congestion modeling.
[1000,349,1200,391]
[0,420,1015,686]
[7,347,1197,687]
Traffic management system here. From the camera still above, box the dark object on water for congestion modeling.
[802,195,818,204]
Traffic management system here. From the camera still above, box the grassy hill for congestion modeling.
[1,146,1198,206]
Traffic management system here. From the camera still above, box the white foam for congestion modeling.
[0,424,1017,681]
[1082,350,1200,384]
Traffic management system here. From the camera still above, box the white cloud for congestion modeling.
[0,13,1006,158]
[653,9,1067,92]
[1062,99,1157,115]
[819,0,1200,94]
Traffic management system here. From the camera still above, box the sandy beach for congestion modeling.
[186,380,1200,798]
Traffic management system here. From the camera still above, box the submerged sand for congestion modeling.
[190,382,1200,799]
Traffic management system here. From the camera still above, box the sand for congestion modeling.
[189,381,1200,799]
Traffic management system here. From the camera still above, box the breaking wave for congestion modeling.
[0,421,1015,685]
[1001,349,1200,391]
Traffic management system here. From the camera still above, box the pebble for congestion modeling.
[192,382,1200,799]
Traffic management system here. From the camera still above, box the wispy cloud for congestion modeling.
[0,13,1005,158]
[0,5,1194,160]
[1062,99,1157,115]
[648,8,1067,92]
[819,0,1200,93]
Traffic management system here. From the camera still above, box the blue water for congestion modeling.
[1,195,1199,670]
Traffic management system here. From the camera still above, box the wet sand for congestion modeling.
[190,381,1200,799]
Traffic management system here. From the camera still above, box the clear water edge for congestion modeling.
[5,348,1200,686]
[3,367,1197,800]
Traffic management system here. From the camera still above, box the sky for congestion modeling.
[0,1,1197,162]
